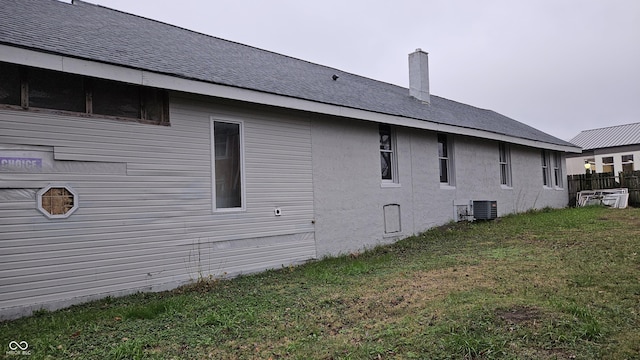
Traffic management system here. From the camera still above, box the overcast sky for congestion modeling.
[88,0,640,141]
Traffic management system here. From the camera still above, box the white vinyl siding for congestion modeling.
[0,96,315,316]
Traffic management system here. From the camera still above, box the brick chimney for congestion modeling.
[409,49,430,104]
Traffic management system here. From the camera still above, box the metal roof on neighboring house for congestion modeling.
[569,122,640,150]
[0,0,578,150]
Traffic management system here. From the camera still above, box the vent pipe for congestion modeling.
[409,49,430,104]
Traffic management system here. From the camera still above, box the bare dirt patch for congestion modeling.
[495,306,541,325]
[344,264,497,321]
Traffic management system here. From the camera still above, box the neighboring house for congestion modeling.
[0,0,580,319]
[567,122,640,175]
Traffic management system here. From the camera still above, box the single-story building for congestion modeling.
[0,0,580,320]
[567,122,640,175]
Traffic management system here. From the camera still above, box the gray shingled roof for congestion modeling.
[569,122,640,150]
[0,0,576,148]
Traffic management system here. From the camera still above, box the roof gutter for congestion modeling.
[0,44,581,153]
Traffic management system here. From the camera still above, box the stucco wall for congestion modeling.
[311,118,569,256]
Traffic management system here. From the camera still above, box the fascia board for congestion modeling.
[0,44,581,153]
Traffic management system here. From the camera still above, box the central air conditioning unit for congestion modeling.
[473,200,497,220]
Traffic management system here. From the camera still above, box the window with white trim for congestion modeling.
[36,184,79,219]
[584,158,595,173]
[541,150,551,187]
[552,152,563,188]
[211,119,244,211]
[438,134,454,185]
[622,154,634,173]
[379,124,398,184]
[602,156,614,174]
[542,150,562,188]
[499,143,512,187]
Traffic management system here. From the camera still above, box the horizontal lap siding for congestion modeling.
[0,96,315,317]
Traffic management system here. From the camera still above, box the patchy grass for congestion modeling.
[1,206,639,359]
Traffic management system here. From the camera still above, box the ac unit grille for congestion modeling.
[473,201,497,220]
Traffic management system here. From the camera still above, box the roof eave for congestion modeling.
[0,44,581,153]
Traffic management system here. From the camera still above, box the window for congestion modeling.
[602,156,614,174]
[0,62,21,106]
[552,152,563,188]
[0,61,169,125]
[541,151,551,187]
[542,151,562,188]
[36,184,79,219]
[584,158,595,173]
[212,119,244,211]
[622,155,634,173]
[438,134,454,185]
[28,67,85,112]
[91,78,141,118]
[499,143,512,187]
[379,124,397,183]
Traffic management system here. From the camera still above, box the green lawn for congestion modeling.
[2,206,639,359]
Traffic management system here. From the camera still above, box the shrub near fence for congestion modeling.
[567,171,640,207]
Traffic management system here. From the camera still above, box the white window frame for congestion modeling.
[601,156,614,174]
[379,124,399,186]
[622,154,634,173]
[552,152,563,188]
[210,116,246,212]
[36,184,79,219]
[499,143,512,188]
[541,150,551,187]
[542,150,563,189]
[438,133,455,187]
[584,158,596,173]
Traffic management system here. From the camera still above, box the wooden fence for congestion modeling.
[567,171,640,207]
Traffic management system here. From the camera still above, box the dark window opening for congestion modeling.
[92,78,141,118]
[379,124,394,181]
[214,121,242,209]
[0,62,21,106]
[0,61,169,125]
[438,134,450,184]
[541,151,550,186]
[28,67,86,112]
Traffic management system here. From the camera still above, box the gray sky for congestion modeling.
[88,0,640,141]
